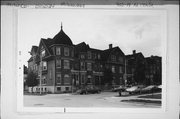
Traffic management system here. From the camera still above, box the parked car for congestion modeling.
[76,86,101,95]
[76,88,87,95]
[125,86,142,94]
[112,85,126,92]
[141,85,157,94]
[86,86,101,94]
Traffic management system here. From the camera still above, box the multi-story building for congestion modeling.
[125,50,146,85]
[125,50,162,86]
[145,56,162,85]
[27,24,125,93]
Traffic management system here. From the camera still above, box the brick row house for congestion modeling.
[125,50,162,86]
[144,56,162,85]
[27,25,125,93]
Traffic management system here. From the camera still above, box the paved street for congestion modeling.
[24,92,161,108]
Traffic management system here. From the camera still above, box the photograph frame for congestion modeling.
[1,3,179,119]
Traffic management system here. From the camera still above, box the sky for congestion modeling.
[18,9,164,66]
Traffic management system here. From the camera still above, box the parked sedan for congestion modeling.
[76,86,101,95]
[112,85,126,92]
[141,85,157,94]
[125,86,142,94]
[86,86,101,94]
[76,88,87,95]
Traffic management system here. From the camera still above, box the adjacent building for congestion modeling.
[125,51,162,86]
[125,50,146,85]
[145,56,162,85]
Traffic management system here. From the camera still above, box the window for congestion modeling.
[42,76,46,84]
[33,65,36,70]
[87,51,91,59]
[118,57,123,63]
[87,63,92,71]
[74,62,79,70]
[56,73,61,84]
[64,47,69,56]
[42,61,47,70]
[64,74,70,84]
[71,50,74,57]
[119,66,123,73]
[56,47,61,55]
[57,87,61,91]
[80,54,85,59]
[65,87,69,91]
[94,64,97,70]
[80,62,85,70]
[81,74,85,84]
[94,53,97,59]
[112,66,115,73]
[49,69,52,80]
[87,75,92,84]
[98,54,101,59]
[41,50,45,57]
[111,55,116,62]
[56,59,61,68]
[64,60,70,69]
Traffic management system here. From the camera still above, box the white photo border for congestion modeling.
[1,4,179,119]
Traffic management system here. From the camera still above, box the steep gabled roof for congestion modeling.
[27,57,33,62]
[30,46,38,55]
[41,38,54,55]
[31,46,38,52]
[75,42,90,52]
[126,52,144,59]
[89,48,102,53]
[101,47,125,61]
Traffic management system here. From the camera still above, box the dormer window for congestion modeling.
[111,55,116,62]
[64,47,69,56]
[56,47,61,55]
[41,50,45,57]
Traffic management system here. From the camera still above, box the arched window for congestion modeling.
[56,73,61,84]
[64,74,70,84]
[64,60,70,69]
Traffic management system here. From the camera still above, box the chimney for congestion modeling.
[133,50,136,54]
[109,44,113,49]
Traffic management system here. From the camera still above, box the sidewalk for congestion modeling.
[120,93,161,106]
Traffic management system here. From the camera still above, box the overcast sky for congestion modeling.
[18,9,164,66]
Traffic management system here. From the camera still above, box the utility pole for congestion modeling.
[39,55,42,95]
[124,58,127,86]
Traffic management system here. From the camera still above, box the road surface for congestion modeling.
[24,92,161,108]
